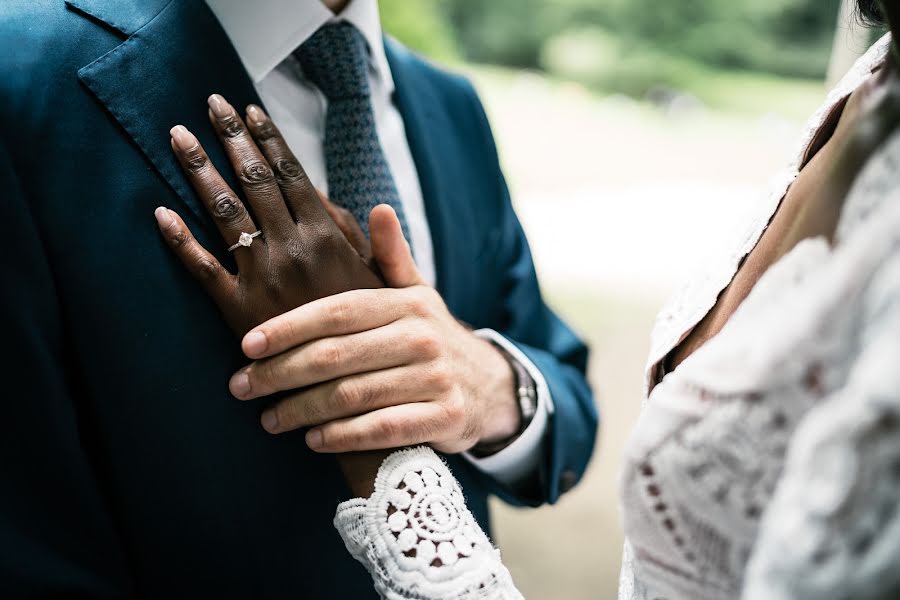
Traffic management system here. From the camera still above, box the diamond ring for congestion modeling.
[227,231,263,252]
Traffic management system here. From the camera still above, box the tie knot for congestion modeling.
[296,22,371,101]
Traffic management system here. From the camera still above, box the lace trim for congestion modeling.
[334,447,524,599]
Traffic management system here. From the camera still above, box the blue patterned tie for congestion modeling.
[297,23,411,245]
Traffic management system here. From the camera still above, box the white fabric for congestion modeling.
[619,34,900,599]
[334,446,524,599]
[204,0,551,484]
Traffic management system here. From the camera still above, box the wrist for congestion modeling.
[472,337,521,447]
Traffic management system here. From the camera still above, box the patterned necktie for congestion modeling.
[296,22,411,246]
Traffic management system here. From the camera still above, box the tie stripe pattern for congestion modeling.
[296,22,411,245]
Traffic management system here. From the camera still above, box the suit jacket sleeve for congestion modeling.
[0,142,135,597]
[461,83,599,507]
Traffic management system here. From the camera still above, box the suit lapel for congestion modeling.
[70,0,265,229]
[70,3,456,282]
[384,41,453,296]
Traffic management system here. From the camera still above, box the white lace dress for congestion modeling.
[333,447,523,599]
[618,34,900,600]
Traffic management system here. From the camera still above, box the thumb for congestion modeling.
[369,204,424,287]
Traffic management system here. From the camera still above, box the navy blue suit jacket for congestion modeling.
[0,0,597,597]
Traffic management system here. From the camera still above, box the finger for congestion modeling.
[240,287,422,359]
[259,365,442,433]
[244,104,329,226]
[155,207,237,304]
[207,94,295,239]
[231,319,437,399]
[316,189,371,262]
[169,125,260,270]
[369,204,425,287]
[303,403,445,452]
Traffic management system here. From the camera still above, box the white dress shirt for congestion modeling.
[204,0,550,487]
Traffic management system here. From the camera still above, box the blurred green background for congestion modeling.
[377,1,881,599]
[379,0,873,111]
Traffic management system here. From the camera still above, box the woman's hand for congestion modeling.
[155,94,393,497]
[155,94,383,337]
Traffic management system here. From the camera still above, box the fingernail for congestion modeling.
[261,410,279,433]
[170,125,198,151]
[306,429,323,450]
[243,331,268,356]
[154,206,173,229]
[208,94,232,119]
[246,104,267,126]
[230,371,251,398]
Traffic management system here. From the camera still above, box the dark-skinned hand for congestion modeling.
[154,94,391,496]
[156,94,382,336]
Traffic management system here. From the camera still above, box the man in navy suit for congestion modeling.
[0,0,597,597]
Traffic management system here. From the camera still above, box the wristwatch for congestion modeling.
[470,342,538,457]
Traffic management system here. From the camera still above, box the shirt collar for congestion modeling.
[205,0,392,90]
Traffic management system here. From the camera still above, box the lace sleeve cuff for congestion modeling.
[333,446,524,599]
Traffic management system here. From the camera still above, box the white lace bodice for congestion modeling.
[334,447,523,599]
[619,34,900,600]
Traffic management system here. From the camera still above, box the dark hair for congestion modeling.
[857,0,884,26]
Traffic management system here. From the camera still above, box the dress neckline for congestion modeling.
[645,33,893,393]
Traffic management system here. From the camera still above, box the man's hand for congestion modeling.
[229,205,522,454]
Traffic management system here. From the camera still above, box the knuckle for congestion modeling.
[274,318,301,349]
[325,299,353,329]
[195,258,220,282]
[273,158,305,183]
[313,340,343,371]
[320,425,347,450]
[212,192,245,223]
[333,378,361,410]
[305,223,338,249]
[406,296,431,318]
[167,228,189,248]
[403,415,434,445]
[239,160,275,186]
[253,120,279,141]
[443,396,466,425]
[426,364,452,391]
[251,360,277,392]
[183,147,207,172]
[274,400,301,430]
[301,395,326,424]
[218,114,244,138]
[411,329,441,360]
[421,287,444,309]
[375,418,401,445]
[284,240,307,265]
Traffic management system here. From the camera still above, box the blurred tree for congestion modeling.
[445,0,555,67]
[379,0,459,61]
[378,0,875,99]
[612,0,843,77]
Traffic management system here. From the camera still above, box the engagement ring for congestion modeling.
[227,231,262,252]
